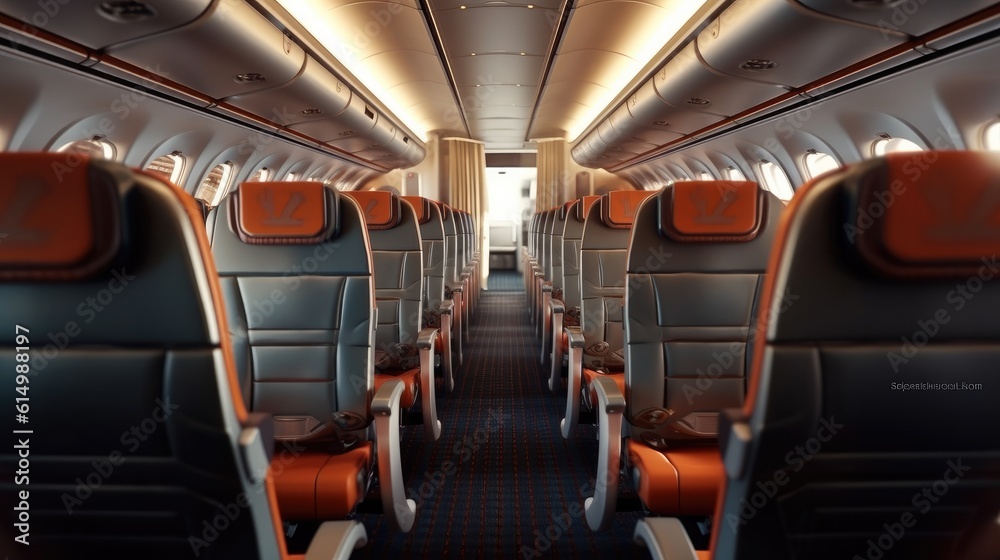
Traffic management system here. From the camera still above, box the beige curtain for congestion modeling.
[440,137,488,284]
[535,138,567,211]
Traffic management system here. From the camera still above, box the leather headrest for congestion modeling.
[575,195,600,223]
[344,190,401,230]
[0,154,121,281]
[853,152,1000,278]
[662,181,763,242]
[400,195,432,224]
[559,200,576,220]
[601,189,656,229]
[233,181,335,245]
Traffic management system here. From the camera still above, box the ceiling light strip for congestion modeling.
[418,0,473,139]
[523,0,575,145]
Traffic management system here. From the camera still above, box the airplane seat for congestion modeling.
[439,202,466,366]
[636,152,1000,560]
[402,195,455,392]
[549,196,601,391]
[532,208,556,338]
[453,208,474,340]
[585,180,784,531]
[207,181,416,532]
[0,154,368,558]
[539,200,573,366]
[562,189,655,439]
[345,190,442,441]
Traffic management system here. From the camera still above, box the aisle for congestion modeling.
[355,270,641,558]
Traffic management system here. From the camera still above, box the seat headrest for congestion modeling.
[437,201,452,221]
[400,195,432,224]
[344,190,401,230]
[662,180,764,242]
[575,195,601,223]
[0,154,121,281]
[559,200,576,220]
[601,189,655,229]
[233,182,335,245]
[852,152,1000,278]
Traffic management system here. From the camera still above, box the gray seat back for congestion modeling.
[403,196,445,325]
[344,191,424,371]
[562,196,600,316]
[716,152,1000,559]
[580,190,655,371]
[549,201,573,298]
[440,202,462,288]
[207,181,374,444]
[0,155,285,559]
[625,181,782,444]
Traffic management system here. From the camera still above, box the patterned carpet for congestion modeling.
[486,269,523,291]
[352,270,643,558]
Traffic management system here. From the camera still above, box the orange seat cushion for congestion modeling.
[582,368,625,406]
[375,367,420,409]
[626,439,723,516]
[272,443,373,520]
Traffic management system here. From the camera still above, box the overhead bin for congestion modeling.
[222,56,352,128]
[653,43,787,117]
[799,0,999,38]
[697,0,908,88]
[103,0,306,99]
[0,0,211,51]
[290,93,378,145]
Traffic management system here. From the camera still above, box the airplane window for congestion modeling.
[194,161,236,208]
[285,172,301,181]
[983,121,1000,151]
[145,152,185,185]
[722,166,746,181]
[802,151,840,180]
[250,166,271,181]
[757,160,794,201]
[871,137,923,157]
[696,171,714,180]
[57,137,116,160]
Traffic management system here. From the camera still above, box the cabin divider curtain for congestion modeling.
[535,138,567,211]
[441,137,488,285]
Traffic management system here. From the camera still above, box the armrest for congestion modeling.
[438,306,454,392]
[439,299,455,315]
[450,284,464,293]
[304,520,368,560]
[417,327,442,441]
[550,299,565,315]
[461,271,470,281]
[541,283,553,293]
[239,412,274,485]
[560,326,585,439]
[584,376,626,531]
[372,379,416,532]
[719,407,752,479]
[633,518,701,560]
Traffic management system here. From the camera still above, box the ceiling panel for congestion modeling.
[449,54,544,87]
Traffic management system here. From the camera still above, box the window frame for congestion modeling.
[801,151,840,181]
[757,160,795,201]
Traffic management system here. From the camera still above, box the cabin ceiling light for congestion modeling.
[234,73,266,83]
[687,97,710,106]
[740,59,777,71]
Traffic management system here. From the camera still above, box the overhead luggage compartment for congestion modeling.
[0,0,212,50]
[697,0,908,88]
[103,0,306,99]
[798,0,999,38]
[290,93,378,148]
[222,56,351,128]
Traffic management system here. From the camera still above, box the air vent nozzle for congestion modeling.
[98,1,155,22]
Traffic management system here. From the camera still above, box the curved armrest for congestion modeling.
[372,379,416,532]
[439,299,455,315]
[584,376,626,531]
[438,305,454,392]
[304,521,368,560]
[239,412,274,485]
[460,271,471,281]
[541,282,553,293]
[550,299,565,315]
[417,327,442,441]
[548,301,565,392]
[633,518,701,560]
[560,326,585,439]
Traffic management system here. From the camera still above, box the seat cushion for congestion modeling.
[375,368,420,409]
[583,368,625,407]
[272,443,373,520]
[626,440,722,516]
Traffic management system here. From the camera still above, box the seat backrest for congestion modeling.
[453,207,469,271]
[208,181,375,444]
[439,202,462,288]
[0,154,286,559]
[402,196,446,324]
[625,181,783,444]
[549,201,573,297]
[715,152,1000,559]
[344,191,424,371]
[580,190,655,371]
[562,195,600,314]
[540,208,555,278]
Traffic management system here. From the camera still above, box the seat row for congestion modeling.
[0,153,480,559]
[522,152,1000,560]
